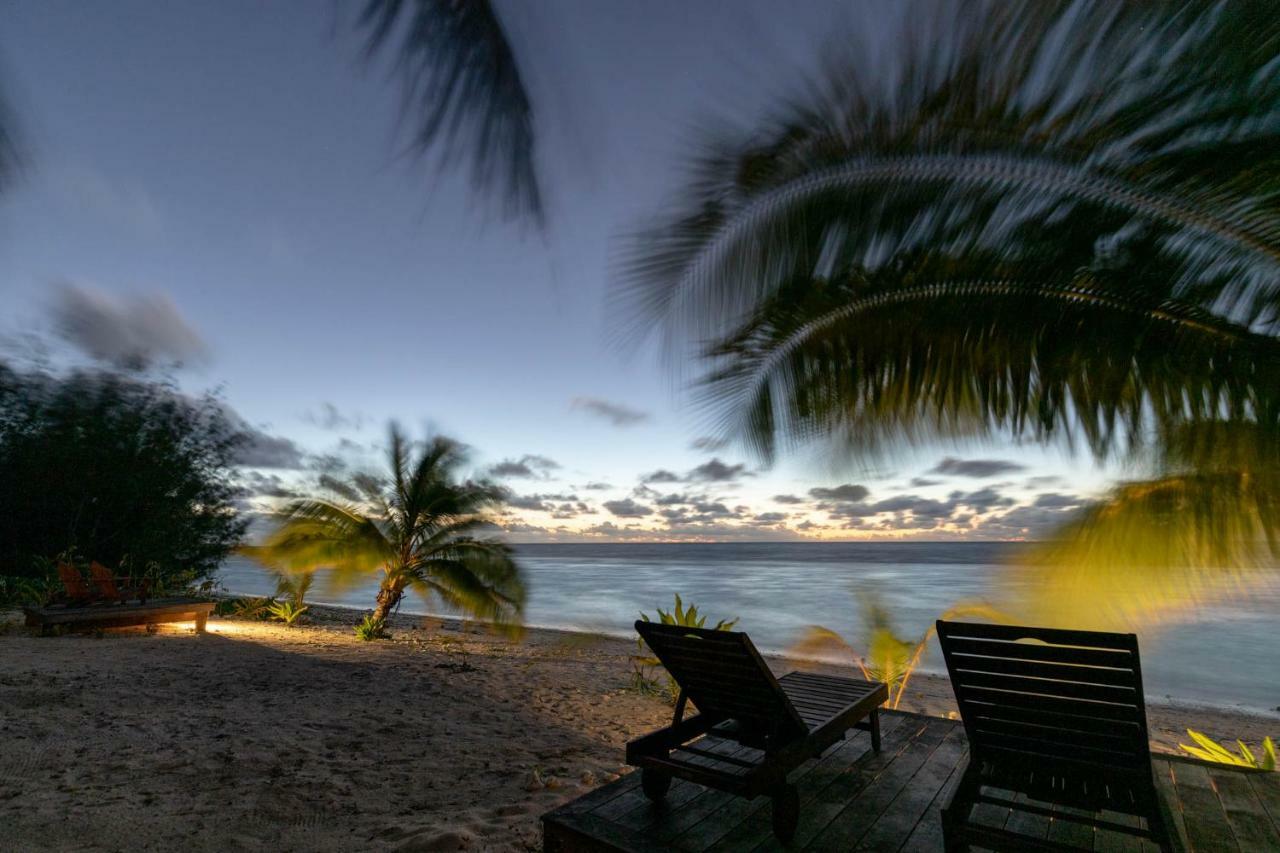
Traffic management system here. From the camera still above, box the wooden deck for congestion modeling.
[542,711,1280,852]
[23,597,213,635]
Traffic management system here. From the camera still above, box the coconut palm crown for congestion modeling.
[249,424,525,630]
[621,1,1280,583]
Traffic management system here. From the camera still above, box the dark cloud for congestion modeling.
[654,492,693,506]
[753,512,788,523]
[951,488,1015,511]
[909,477,942,488]
[232,425,307,469]
[302,402,365,431]
[570,397,650,427]
[488,454,560,479]
[808,484,870,503]
[603,498,652,518]
[929,457,1027,478]
[690,436,730,452]
[688,458,749,482]
[51,282,209,370]
[641,469,681,484]
[579,481,613,491]
[773,494,806,504]
[318,473,362,502]
[238,471,298,500]
[1032,492,1083,508]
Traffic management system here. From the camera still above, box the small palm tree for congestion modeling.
[248,424,525,631]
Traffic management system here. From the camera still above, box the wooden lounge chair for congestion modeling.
[54,562,100,606]
[936,620,1174,852]
[627,621,887,841]
[88,561,150,604]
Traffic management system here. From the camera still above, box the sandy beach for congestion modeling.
[1,605,1275,852]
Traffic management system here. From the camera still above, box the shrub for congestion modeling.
[0,367,247,588]
[268,572,312,626]
[355,615,389,641]
[267,599,309,627]
[1180,730,1276,771]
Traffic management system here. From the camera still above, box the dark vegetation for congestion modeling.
[0,366,246,600]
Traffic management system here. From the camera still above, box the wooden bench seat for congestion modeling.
[23,598,215,635]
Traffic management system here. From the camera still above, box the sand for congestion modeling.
[1,605,1275,852]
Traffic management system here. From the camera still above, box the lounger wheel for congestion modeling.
[641,768,671,802]
[771,783,799,843]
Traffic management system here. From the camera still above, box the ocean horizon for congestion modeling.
[217,540,1280,715]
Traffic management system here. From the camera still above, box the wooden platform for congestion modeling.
[23,598,214,635]
[543,711,1280,852]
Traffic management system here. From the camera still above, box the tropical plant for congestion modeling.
[1180,730,1277,771]
[615,2,1280,611]
[268,572,313,626]
[633,594,739,703]
[246,423,525,633]
[790,591,1009,709]
[355,614,389,642]
[225,596,276,620]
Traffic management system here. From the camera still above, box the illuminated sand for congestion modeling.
[0,606,1274,851]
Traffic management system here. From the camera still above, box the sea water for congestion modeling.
[216,541,1279,714]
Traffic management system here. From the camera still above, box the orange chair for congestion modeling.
[89,561,150,604]
[55,562,98,606]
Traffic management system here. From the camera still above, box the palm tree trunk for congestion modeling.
[372,582,403,623]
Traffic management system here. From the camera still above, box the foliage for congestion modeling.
[267,599,309,627]
[0,574,56,608]
[220,596,277,620]
[355,614,389,642]
[619,2,1280,583]
[356,0,541,222]
[246,423,525,634]
[266,571,313,626]
[790,590,1009,710]
[633,594,740,704]
[1180,730,1277,772]
[0,367,247,587]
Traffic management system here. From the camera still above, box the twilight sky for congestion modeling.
[0,1,1117,542]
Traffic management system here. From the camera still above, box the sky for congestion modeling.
[0,1,1118,542]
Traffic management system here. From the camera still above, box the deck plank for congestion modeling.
[541,711,1266,853]
[802,717,955,851]
[1171,762,1239,853]
[1208,768,1280,852]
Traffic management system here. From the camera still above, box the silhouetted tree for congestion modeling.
[0,367,247,582]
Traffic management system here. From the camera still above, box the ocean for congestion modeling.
[216,541,1280,714]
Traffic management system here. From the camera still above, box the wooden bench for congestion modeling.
[23,598,215,635]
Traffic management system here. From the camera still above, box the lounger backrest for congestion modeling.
[88,561,121,598]
[56,562,92,599]
[936,620,1152,773]
[635,621,808,738]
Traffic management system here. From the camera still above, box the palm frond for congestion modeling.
[358,0,542,222]
[246,500,394,583]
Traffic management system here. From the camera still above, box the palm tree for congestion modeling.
[249,424,525,629]
[357,2,1280,622]
[615,2,1280,618]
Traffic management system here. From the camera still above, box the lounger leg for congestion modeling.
[870,708,881,753]
[195,613,208,633]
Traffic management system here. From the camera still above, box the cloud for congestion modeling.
[753,512,788,523]
[690,436,730,452]
[302,402,365,431]
[318,473,362,502]
[51,283,209,370]
[579,481,613,491]
[233,427,307,470]
[238,471,299,500]
[773,494,806,504]
[641,469,681,484]
[687,458,749,482]
[488,454,560,479]
[570,397,650,427]
[1032,492,1083,508]
[603,498,652,518]
[928,457,1027,478]
[909,477,942,488]
[808,484,870,503]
